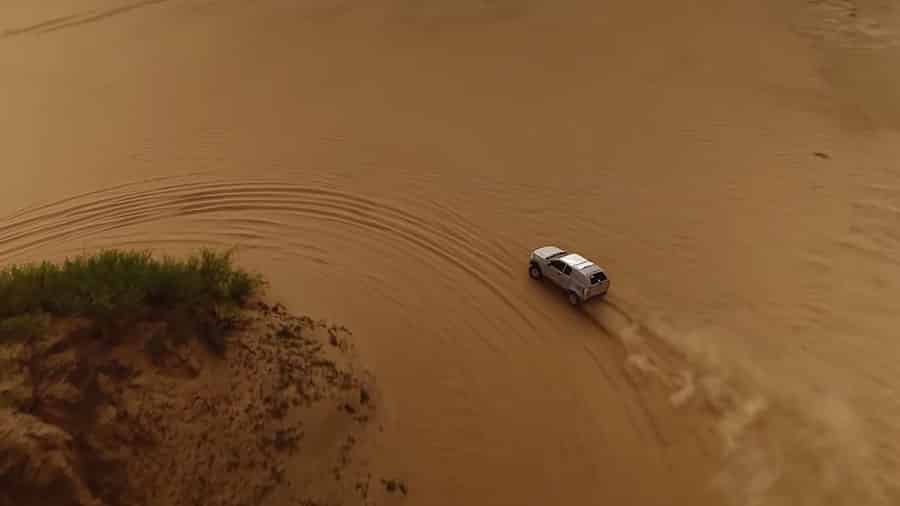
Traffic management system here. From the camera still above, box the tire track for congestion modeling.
[0,181,509,271]
[0,13,81,38]
[1,0,171,39]
[581,296,717,461]
[0,174,536,331]
[0,180,511,278]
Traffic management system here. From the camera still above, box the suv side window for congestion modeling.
[550,260,565,272]
[563,265,572,275]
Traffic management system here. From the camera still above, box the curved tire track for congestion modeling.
[0,174,536,330]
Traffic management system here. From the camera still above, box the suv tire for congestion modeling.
[568,291,581,305]
[529,264,542,280]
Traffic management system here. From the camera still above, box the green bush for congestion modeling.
[0,248,265,352]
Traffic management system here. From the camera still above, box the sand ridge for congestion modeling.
[0,303,401,506]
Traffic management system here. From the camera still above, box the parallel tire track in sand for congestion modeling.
[0,174,536,333]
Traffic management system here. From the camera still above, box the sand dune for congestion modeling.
[1,0,899,504]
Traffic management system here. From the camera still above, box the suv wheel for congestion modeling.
[529,264,542,280]
[568,291,581,305]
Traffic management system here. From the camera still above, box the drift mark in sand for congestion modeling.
[0,173,537,334]
[0,0,171,39]
[584,297,893,506]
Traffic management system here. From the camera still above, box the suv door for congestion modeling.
[548,260,567,287]
[562,264,574,291]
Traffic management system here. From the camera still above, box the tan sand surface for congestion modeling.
[2,1,899,504]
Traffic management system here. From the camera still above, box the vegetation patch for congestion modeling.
[0,248,385,506]
[0,248,264,353]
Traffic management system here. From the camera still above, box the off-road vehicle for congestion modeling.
[529,246,609,305]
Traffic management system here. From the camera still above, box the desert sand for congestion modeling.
[1,1,899,505]
[1,304,390,506]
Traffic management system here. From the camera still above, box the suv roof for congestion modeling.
[534,246,567,260]
[559,253,595,270]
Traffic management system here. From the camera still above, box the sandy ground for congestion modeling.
[0,306,392,506]
[1,0,900,504]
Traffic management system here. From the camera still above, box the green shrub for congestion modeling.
[0,248,264,352]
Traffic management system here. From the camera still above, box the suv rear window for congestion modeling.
[590,272,607,284]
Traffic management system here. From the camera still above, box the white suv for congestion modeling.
[529,246,609,305]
